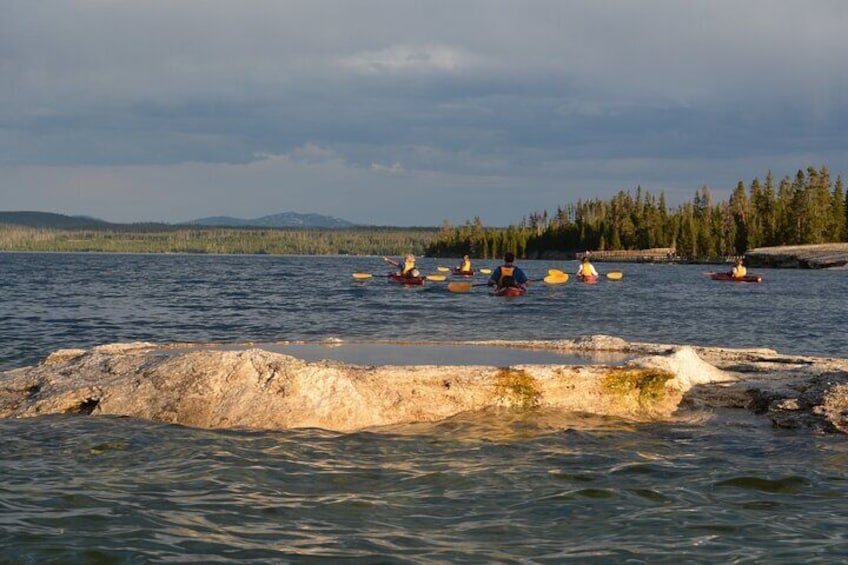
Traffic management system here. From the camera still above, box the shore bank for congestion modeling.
[2,336,846,434]
[745,243,848,269]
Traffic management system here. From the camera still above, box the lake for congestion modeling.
[1,252,846,563]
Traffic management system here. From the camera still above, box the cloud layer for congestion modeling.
[2,0,846,225]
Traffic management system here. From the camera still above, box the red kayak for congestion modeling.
[709,273,762,283]
[388,274,425,286]
[451,268,475,277]
[493,286,526,297]
[577,275,598,283]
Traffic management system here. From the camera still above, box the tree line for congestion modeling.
[426,166,847,261]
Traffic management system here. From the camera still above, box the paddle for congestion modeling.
[437,266,450,272]
[448,273,567,293]
[480,268,492,275]
[555,267,623,281]
[447,282,488,293]
[353,272,448,282]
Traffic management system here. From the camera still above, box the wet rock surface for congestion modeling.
[2,337,847,434]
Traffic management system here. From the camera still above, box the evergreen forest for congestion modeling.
[426,166,847,261]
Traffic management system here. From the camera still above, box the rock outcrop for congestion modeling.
[1,338,847,434]
[746,243,848,269]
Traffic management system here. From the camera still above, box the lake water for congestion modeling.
[1,253,847,563]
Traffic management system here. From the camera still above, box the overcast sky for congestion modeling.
[2,1,846,226]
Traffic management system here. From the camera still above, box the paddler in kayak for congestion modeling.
[383,254,420,279]
[730,258,747,279]
[455,254,473,275]
[487,252,528,291]
[577,256,599,279]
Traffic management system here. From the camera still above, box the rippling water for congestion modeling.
[1,253,847,563]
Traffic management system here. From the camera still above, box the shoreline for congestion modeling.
[2,242,848,269]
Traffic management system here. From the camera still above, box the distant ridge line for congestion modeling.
[187,212,356,229]
[0,210,357,230]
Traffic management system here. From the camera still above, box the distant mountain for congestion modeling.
[187,212,356,229]
[0,211,115,229]
[0,210,357,230]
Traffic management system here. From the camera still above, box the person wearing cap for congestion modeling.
[487,252,527,290]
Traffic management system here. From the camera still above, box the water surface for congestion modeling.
[1,253,847,563]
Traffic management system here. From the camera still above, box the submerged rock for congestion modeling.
[1,337,846,434]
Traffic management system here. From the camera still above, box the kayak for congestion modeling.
[388,274,425,286]
[709,273,762,283]
[493,286,526,297]
[451,268,475,277]
[577,275,598,283]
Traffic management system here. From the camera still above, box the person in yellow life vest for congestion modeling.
[731,258,747,279]
[487,252,527,289]
[577,256,599,279]
[383,254,419,278]
[456,254,472,274]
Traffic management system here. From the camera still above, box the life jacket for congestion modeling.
[732,265,747,278]
[579,263,594,277]
[461,259,472,271]
[401,260,417,277]
[498,265,516,287]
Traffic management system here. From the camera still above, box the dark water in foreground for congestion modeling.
[1,253,847,563]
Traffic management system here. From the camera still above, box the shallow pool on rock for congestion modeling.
[264,342,632,366]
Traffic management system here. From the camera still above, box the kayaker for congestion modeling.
[730,258,747,279]
[488,252,527,290]
[456,255,472,273]
[383,254,420,278]
[577,256,599,279]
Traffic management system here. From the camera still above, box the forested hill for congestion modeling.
[0,211,118,229]
[427,165,847,261]
[0,211,355,230]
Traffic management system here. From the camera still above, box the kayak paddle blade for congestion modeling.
[606,272,623,280]
[426,275,447,282]
[543,273,568,284]
[352,273,373,280]
[447,282,473,293]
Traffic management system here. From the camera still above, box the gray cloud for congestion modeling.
[1,0,846,225]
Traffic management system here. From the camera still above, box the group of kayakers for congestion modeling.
[383,252,602,291]
[382,253,754,288]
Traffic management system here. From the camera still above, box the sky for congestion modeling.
[1,0,847,227]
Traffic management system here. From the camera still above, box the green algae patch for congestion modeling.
[494,368,541,409]
[602,368,674,410]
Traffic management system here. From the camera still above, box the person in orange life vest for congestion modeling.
[730,258,747,279]
[383,254,419,278]
[576,256,599,279]
[456,254,472,273]
[487,252,527,289]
